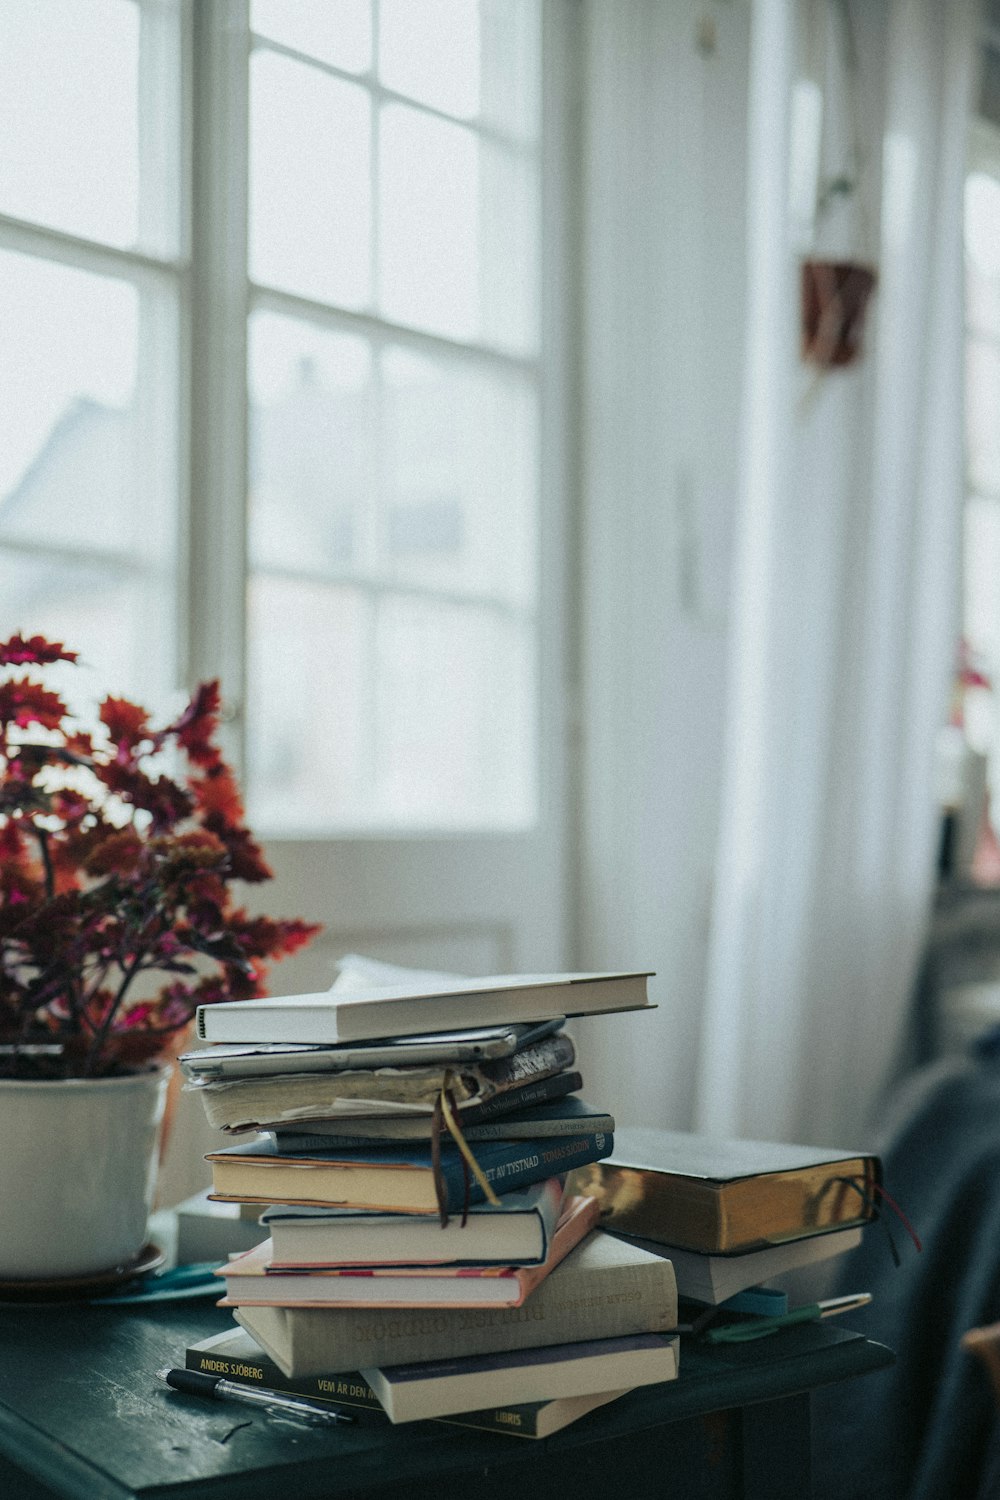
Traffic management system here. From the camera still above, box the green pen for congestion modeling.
[704,1292,873,1343]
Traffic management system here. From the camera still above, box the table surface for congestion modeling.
[0,1296,893,1500]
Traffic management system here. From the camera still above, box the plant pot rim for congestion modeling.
[0,1063,172,1090]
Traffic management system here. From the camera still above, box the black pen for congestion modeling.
[158,1367,354,1426]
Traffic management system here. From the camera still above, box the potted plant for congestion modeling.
[0,632,320,1280]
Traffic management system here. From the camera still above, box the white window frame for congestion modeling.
[0,0,576,873]
[186,0,576,849]
[0,0,189,695]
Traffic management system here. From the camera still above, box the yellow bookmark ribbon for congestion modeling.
[439,1079,501,1211]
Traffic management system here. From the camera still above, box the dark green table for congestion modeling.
[0,1299,892,1500]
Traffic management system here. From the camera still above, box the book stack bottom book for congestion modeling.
[185,1324,641,1439]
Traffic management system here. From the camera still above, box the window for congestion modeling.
[0,0,184,709]
[0,0,546,836]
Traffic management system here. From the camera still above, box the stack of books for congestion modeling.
[568,1126,883,1316]
[181,967,681,1435]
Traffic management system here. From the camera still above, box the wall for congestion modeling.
[572,0,751,1128]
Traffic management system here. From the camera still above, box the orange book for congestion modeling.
[217,1195,599,1308]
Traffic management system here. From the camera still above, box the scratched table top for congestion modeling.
[0,1297,892,1500]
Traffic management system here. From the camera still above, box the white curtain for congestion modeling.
[694,0,980,1147]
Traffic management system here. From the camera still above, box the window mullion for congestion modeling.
[188,0,250,764]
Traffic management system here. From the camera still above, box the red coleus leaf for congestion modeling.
[59,814,120,872]
[183,876,227,918]
[0,640,319,1076]
[168,680,224,768]
[99,696,150,750]
[0,821,24,860]
[193,764,245,828]
[0,678,67,731]
[65,730,94,757]
[0,868,44,920]
[97,760,194,831]
[0,634,78,667]
[226,910,323,959]
[224,961,267,1001]
[150,829,228,871]
[203,817,273,882]
[83,829,145,878]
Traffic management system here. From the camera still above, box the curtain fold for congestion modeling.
[695,0,980,1146]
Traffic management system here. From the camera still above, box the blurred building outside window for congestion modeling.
[0,0,543,835]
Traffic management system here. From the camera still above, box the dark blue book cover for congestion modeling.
[210,1130,615,1213]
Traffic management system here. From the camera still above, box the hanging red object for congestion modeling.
[800,258,877,368]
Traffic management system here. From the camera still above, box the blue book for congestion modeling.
[259,1177,568,1267]
[720,1286,788,1316]
[206,1130,615,1216]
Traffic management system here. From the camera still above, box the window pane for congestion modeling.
[0,251,177,565]
[246,577,369,830]
[375,597,535,828]
[966,171,1000,276]
[245,2,543,836]
[966,259,1000,339]
[246,581,536,831]
[378,104,537,351]
[379,0,540,139]
[967,340,1000,496]
[479,0,541,140]
[381,347,536,604]
[479,138,539,352]
[250,51,372,308]
[379,0,481,118]
[0,552,176,710]
[248,310,374,575]
[251,0,372,73]
[0,0,181,255]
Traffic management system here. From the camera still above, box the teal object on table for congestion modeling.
[705,1292,872,1343]
[91,1262,223,1304]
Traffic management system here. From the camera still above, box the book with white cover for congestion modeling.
[261,1176,566,1267]
[363,1333,679,1424]
[606,1223,864,1305]
[196,971,653,1045]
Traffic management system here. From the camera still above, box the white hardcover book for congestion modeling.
[609,1223,864,1305]
[196,971,653,1045]
[363,1333,679,1424]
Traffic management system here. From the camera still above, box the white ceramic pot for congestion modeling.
[0,1066,170,1279]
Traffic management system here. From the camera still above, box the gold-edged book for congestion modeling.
[566,1126,881,1256]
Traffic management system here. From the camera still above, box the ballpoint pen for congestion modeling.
[703,1292,873,1343]
[157,1367,355,1426]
